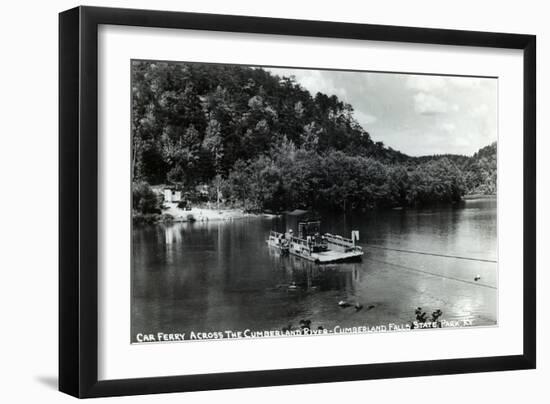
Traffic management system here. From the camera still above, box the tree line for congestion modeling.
[132,61,496,215]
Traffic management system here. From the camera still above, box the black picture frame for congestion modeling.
[59,5,536,398]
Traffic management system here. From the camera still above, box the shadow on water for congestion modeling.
[266,250,358,293]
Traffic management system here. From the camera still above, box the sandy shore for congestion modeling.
[162,203,270,222]
[463,194,496,200]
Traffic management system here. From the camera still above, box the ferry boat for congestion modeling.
[266,230,290,254]
[266,219,363,263]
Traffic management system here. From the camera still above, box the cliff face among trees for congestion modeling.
[132,61,496,214]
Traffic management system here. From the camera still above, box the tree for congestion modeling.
[300,122,321,151]
[202,118,224,173]
[163,125,201,185]
[132,181,161,214]
[227,160,252,210]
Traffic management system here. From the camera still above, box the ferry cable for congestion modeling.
[363,244,497,264]
[364,257,497,290]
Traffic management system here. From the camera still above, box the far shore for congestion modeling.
[135,195,497,225]
[463,194,497,200]
[162,203,277,222]
[163,195,497,222]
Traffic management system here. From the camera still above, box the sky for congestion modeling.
[265,67,497,157]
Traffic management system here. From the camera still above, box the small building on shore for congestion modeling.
[163,189,182,203]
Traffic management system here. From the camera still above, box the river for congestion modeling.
[131,198,497,342]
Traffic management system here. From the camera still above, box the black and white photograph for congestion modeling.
[0,0,544,401]
[131,60,498,343]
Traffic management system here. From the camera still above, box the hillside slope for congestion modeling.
[132,61,496,213]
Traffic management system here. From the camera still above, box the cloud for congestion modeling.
[264,67,496,156]
[354,110,378,125]
[413,92,449,115]
[448,77,483,88]
[441,122,456,132]
[406,76,446,92]
[471,103,489,117]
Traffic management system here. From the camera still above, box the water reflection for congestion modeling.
[132,198,497,341]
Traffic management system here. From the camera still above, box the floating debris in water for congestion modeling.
[282,323,293,332]
[287,282,299,291]
[411,307,443,329]
[299,319,312,330]
[431,309,443,322]
[415,307,427,323]
[339,300,370,311]
[431,309,443,327]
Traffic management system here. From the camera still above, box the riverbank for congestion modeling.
[133,204,278,225]
[464,194,497,200]
[134,196,497,225]
[162,203,270,222]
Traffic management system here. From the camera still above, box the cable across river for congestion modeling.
[363,243,497,264]
[364,257,497,290]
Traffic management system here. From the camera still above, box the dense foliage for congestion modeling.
[132,181,164,224]
[462,142,497,195]
[132,61,496,214]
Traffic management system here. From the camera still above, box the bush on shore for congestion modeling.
[133,181,162,214]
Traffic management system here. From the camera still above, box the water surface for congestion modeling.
[132,198,497,342]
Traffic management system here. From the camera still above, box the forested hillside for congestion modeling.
[462,142,497,195]
[132,61,496,214]
[410,143,497,196]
